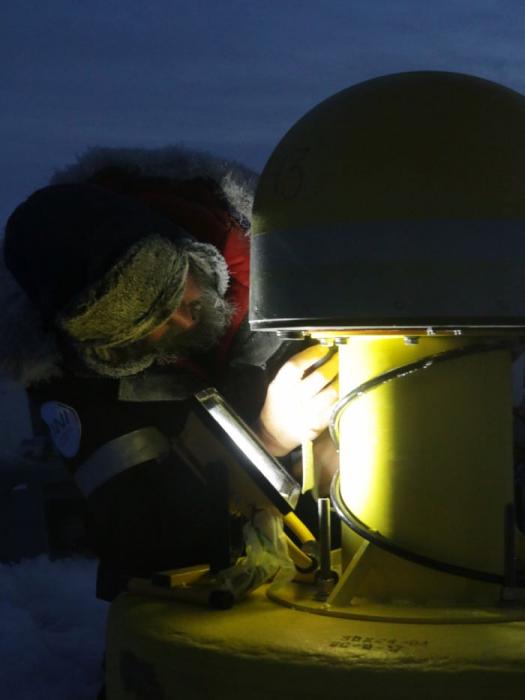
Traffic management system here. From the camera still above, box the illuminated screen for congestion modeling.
[196,388,300,511]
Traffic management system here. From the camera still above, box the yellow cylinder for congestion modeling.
[337,336,514,578]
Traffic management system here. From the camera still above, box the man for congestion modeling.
[1,146,338,599]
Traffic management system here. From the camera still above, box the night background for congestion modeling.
[2,1,525,698]
[4,0,525,226]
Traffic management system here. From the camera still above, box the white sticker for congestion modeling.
[41,401,82,458]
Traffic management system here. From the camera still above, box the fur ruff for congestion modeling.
[0,146,257,387]
[51,145,257,231]
[57,235,190,348]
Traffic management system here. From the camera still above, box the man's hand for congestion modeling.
[256,345,339,456]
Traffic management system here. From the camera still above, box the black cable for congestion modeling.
[329,341,509,448]
[330,471,523,585]
[329,340,523,586]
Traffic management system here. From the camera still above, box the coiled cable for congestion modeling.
[328,340,522,585]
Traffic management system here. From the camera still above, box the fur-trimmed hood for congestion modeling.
[0,146,257,387]
[51,146,257,230]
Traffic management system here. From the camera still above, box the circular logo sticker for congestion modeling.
[40,401,82,458]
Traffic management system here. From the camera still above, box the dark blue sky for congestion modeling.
[2,0,525,225]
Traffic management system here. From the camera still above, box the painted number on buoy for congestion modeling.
[328,635,429,654]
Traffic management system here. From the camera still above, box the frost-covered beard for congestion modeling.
[77,264,233,378]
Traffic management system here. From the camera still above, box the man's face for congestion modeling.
[78,260,233,377]
[148,271,203,342]
[138,268,233,360]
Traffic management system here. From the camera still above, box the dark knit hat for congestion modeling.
[4,184,196,347]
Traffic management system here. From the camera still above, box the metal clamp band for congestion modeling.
[75,426,171,497]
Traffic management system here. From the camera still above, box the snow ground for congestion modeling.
[0,556,108,700]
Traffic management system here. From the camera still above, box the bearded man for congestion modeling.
[1,147,338,600]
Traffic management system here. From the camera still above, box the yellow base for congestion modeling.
[269,581,525,624]
[106,587,525,700]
